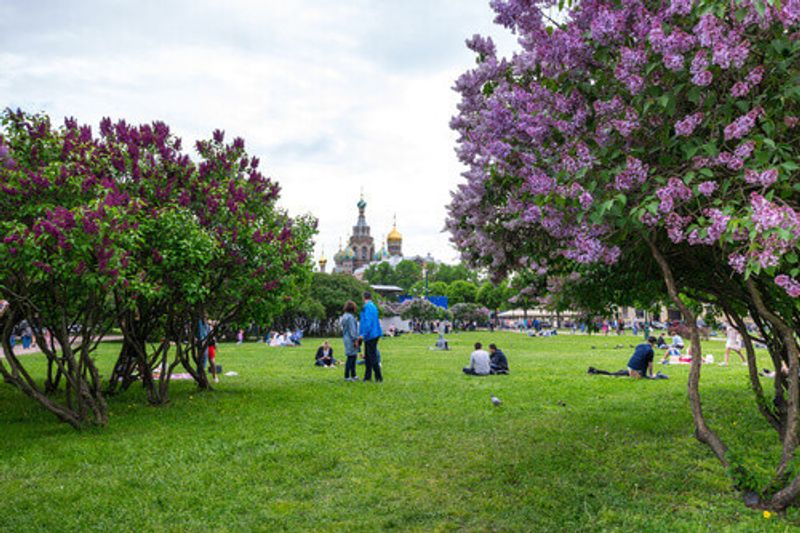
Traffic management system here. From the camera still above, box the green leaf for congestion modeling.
[699,168,714,177]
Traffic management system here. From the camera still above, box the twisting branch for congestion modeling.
[644,235,729,466]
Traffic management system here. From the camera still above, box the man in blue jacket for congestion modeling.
[359,291,383,382]
[587,337,665,379]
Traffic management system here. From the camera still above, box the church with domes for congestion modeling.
[327,196,404,276]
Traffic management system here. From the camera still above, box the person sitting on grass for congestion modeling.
[291,328,304,346]
[463,342,491,376]
[656,334,667,349]
[669,329,685,351]
[315,340,336,367]
[489,343,509,375]
[433,331,449,351]
[660,345,681,365]
[588,337,667,379]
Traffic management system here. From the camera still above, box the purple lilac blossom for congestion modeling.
[775,275,800,297]
[675,112,704,136]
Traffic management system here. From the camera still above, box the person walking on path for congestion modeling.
[340,301,360,381]
[359,291,383,382]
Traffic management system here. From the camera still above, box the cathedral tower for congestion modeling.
[348,195,374,270]
[387,214,403,257]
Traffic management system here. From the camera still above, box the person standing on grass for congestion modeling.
[196,316,210,370]
[463,342,491,376]
[359,291,383,382]
[19,319,33,349]
[340,300,360,381]
[721,323,746,366]
[208,333,219,383]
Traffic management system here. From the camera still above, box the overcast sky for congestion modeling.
[0,0,516,265]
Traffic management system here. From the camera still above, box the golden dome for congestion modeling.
[387,215,402,242]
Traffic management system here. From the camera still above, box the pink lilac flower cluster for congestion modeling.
[724,107,763,141]
[775,274,800,297]
[697,181,717,196]
[649,25,696,72]
[730,65,766,97]
[614,46,647,94]
[744,168,778,187]
[691,141,755,170]
[657,178,693,213]
[613,156,649,191]
[690,50,713,86]
[750,193,799,232]
[675,112,704,136]
[665,212,693,243]
[687,208,731,245]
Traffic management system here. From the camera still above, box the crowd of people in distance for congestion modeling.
[409,319,451,334]
[653,322,746,367]
[265,329,303,347]
[463,342,509,376]
[527,328,558,337]
[8,319,35,349]
[587,320,751,380]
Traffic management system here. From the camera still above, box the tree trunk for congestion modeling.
[745,280,800,494]
[722,304,783,435]
[645,237,729,466]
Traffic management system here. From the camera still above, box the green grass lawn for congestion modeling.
[1,331,797,531]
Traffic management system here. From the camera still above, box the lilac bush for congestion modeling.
[0,110,315,423]
[448,0,800,510]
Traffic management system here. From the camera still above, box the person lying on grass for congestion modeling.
[488,343,509,375]
[587,336,667,379]
[463,342,491,376]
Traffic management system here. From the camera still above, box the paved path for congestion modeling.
[0,335,123,359]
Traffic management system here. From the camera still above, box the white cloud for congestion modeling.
[0,0,517,266]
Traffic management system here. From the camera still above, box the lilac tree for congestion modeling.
[398,298,450,322]
[0,110,125,427]
[100,122,315,399]
[0,110,315,423]
[448,0,800,510]
[450,302,491,328]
